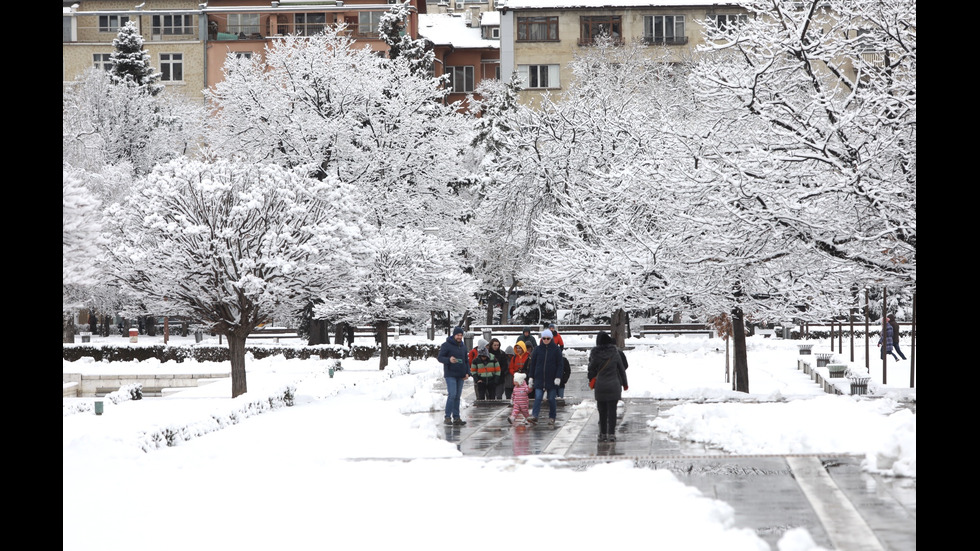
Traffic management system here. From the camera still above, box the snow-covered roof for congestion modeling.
[418,13,499,48]
[480,11,500,26]
[497,0,743,9]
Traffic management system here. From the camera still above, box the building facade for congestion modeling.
[498,0,746,106]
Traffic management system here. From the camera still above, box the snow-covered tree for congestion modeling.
[109,21,163,96]
[689,0,916,287]
[314,227,479,368]
[379,2,434,77]
[105,158,376,398]
[205,29,475,232]
[64,167,106,341]
[64,68,204,176]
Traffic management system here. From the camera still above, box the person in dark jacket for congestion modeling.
[437,326,471,426]
[517,327,537,352]
[527,329,564,426]
[887,316,907,361]
[490,338,510,400]
[557,356,572,398]
[587,331,628,442]
[877,316,903,361]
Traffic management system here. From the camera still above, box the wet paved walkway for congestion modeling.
[428,354,915,550]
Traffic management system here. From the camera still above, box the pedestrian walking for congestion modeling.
[437,326,470,426]
[517,326,537,352]
[501,345,516,399]
[546,323,565,349]
[557,356,572,398]
[470,342,501,400]
[509,340,530,379]
[508,372,532,425]
[490,338,509,400]
[588,331,628,442]
[888,316,907,361]
[527,329,564,426]
[877,317,901,362]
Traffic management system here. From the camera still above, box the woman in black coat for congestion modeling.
[587,331,628,442]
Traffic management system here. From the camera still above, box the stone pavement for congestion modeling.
[429,353,915,551]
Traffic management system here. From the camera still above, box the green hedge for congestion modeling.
[63,343,442,363]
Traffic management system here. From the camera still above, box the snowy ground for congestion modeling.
[63,331,915,551]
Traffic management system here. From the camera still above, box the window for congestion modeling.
[93,53,113,72]
[517,64,559,89]
[228,13,260,35]
[295,13,326,36]
[159,53,183,82]
[491,27,500,39]
[447,66,475,93]
[153,14,195,36]
[99,15,129,33]
[63,16,74,42]
[643,15,686,45]
[231,52,253,60]
[580,16,622,45]
[358,12,383,37]
[517,16,558,41]
[707,14,747,32]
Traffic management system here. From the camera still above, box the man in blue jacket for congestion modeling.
[437,326,471,426]
[527,329,564,426]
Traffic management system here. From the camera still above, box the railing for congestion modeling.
[642,35,689,46]
[577,36,624,46]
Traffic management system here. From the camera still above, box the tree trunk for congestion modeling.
[731,306,749,393]
[227,332,249,398]
[308,318,330,345]
[610,308,628,348]
[63,312,76,343]
[145,315,157,337]
[101,315,111,337]
[377,320,389,370]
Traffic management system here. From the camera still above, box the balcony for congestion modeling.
[642,36,689,46]
[577,36,624,46]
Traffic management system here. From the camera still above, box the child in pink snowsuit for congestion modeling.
[508,372,532,424]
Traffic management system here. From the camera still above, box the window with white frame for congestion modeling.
[358,12,384,37]
[295,13,326,35]
[153,14,195,36]
[643,15,686,45]
[447,66,475,93]
[99,15,129,33]
[228,13,260,35]
[159,53,183,82]
[517,64,559,89]
[93,53,113,72]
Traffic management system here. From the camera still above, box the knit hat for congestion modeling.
[522,326,532,333]
[549,323,556,330]
[541,329,553,339]
[513,372,526,385]
[596,331,613,346]
[514,341,526,354]
[505,346,514,355]
[452,326,464,336]
[477,345,488,356]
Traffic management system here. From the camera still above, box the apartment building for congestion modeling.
[419,7,499,109]
[497,0,746,106]
[63,1,425,104]
[63,0,208,103]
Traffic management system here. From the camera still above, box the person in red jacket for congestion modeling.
[547,323,565,349]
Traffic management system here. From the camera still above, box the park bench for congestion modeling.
[469,324,612,338]
[640,323,714,338]
[247,327,303,343]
